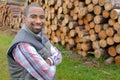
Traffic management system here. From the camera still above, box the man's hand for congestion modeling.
[45,59,52,66]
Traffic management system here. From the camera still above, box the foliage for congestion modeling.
[13,0,26,2]
[0,0,4,2]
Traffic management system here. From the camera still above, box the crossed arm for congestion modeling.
[13,42,62,80]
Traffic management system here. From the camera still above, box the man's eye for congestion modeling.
[40,16,45,19]
[31,15,36,18]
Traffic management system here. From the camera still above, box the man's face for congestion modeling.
[24,7,45,34]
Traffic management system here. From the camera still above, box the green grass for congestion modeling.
[0,31,120,80]
[13,0,26,2]
[57,59,120,80]
[55,45,120,80]
[0,31,14,80]
[0,0,5,2]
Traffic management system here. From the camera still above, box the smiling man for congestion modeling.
[7,4,62,80]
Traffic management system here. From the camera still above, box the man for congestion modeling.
[7,3,62,80]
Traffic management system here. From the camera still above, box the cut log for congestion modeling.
[79,2,85,8]
[79,35,90,43]
[60,32,65,40]
[116,28,120,36]
[48,0,56,6]
[67,1,74,9]
[7,1,24,6]
[75,26,81,34]
[61,26,69,34]
[68,29,76,38]
[83,18,89,24]
[110,9,118,20]
[74,36,81,43]
[105,27,114,37]
[113,34,120,43]
[115,56,120,66]
[98,30,107,39]
[65,36,69,43]
[74,6,79,14]
[102,10,110,18]
[89,21,95,29]
[51,36,59,43]
[51,25,57,31]
[56,29,61,38]
[92,0,99,5]
[103,24,109,30]
[68,21,78,29]
[90,34,98,41]
[104,57,114,65]
[94,48,106,58]
[61,40,66,46]
[74,0,79,7]
[118,16,120,24]
[92,41,100,49]
[89,29,95,35]
[68,38,75,46]
[81,42,91,51]
[93,5,102,15]
[87,3,94,12]
[78,7,87,17]
[58,6,62,14]
[85,24,90,31]
[85,0,91,5]
[94,15,104,24]
[73,13,78,20]
[108,46,116,57]
[85,13,94,23]
[81,51,87,57]
[116,44,120,54]
[106,37,114,46]
[104,2,113,11]
[99,0,105,6]
[108,19,115,26]
[76,43,81,50]
[99,39,107,48]
[113,22,120,31]
[78,18,84,25]
[61,16,69,26]
[55,0,62,10]
[78,30,89,37]
[63,7,69,15]
[94,24,102,33]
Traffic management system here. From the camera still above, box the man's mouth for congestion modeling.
[33,25,42,29]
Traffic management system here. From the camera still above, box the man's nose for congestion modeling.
[36,18,42,23]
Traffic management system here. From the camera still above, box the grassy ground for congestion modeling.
[55,44,120,80]
[0,30,14,80]
[0,29,120,80]
[12,0,26,2]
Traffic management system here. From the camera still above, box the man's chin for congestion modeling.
[34,29,42,34]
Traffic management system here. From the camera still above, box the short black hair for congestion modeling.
[24,4,41,16]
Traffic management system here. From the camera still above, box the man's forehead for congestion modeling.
[29,6,43,11]
[28,7,44,14]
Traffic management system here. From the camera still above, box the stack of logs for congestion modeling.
[34,0,120,65]
[0,2,12,27]
[0,1,24,31]
[1,0,120,65]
